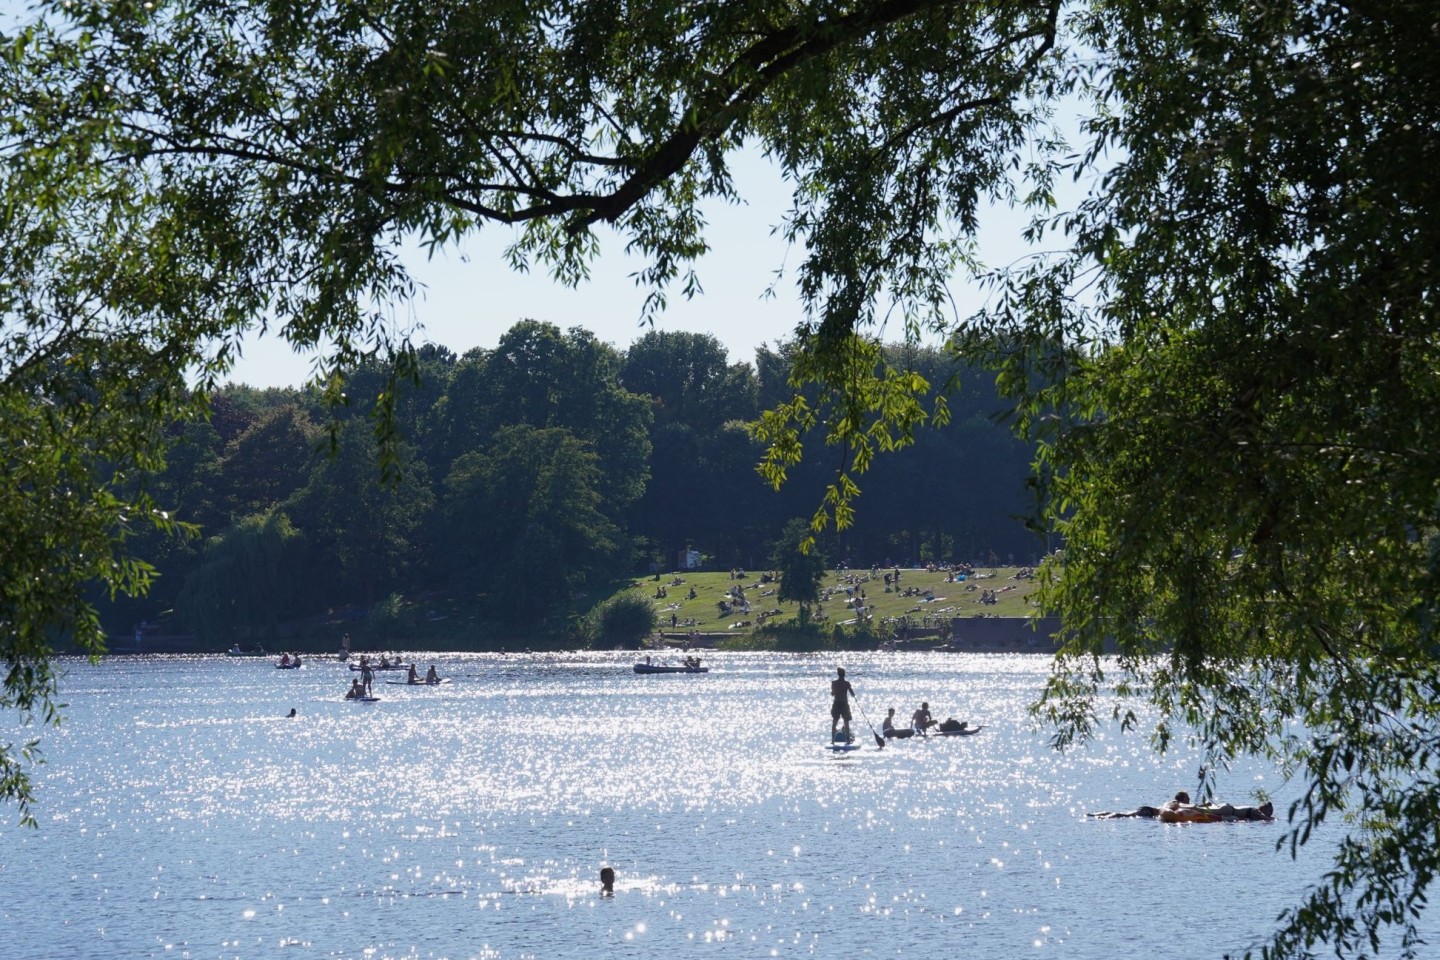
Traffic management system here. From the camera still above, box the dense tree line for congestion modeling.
[99,325,1038,643]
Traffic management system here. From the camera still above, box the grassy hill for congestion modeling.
[622,564,1042,641]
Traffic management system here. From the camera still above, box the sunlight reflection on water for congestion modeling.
[3,651,1422,958]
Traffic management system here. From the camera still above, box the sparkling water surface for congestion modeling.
[2,652,1360,958]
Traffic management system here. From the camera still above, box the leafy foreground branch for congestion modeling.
[1000,2,1440,957]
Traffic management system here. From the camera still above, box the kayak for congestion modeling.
[275,662,303,669]
[383,678,452,686]
[633,663,708,674]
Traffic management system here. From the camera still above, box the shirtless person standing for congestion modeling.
[911,702,938,736]
[830,667,855,743]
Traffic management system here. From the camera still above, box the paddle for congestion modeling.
[853,695,885,750]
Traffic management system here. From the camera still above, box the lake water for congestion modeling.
[0,651,1393,959]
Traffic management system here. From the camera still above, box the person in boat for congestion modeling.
[830,667,855,743]
[425,664,439,684]
[883,707,914,739]
[279,652,291,667]
[937,717,968,733]
[379,654,391,669]
[407,662,421,684]
[1088,791,1275,821]
[911,702,937,736]
[600,866,615,896]
[345,679,365,700]
[292,654,302,668]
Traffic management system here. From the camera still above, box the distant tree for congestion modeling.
[621,330,758,432]
[772,518,828,627]
[427,322,652,511]
[175,512,310,647]
[441,424,620,621]
[284,420,434,608]
[217,404,322,521]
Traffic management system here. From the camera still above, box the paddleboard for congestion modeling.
[935,725,983,736]
[346,696,381,703]
[827,742,862,752]
[383,678,452,686]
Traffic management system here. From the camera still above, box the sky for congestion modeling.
[229,150,1045,390]
[229,152,822,389]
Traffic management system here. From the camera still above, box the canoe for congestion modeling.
[633,663,709,674]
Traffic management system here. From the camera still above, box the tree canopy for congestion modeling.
[2,1,1438,954]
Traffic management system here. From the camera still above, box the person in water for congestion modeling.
[600,866,615,895]
[287,707,297,718]
[883,707,914,739]
[1088,791,1275,821]
[911,702,937,736]
[830,667,855,742]
[425,664,439,684]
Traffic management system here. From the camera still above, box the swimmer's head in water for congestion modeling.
[600,866,615,893]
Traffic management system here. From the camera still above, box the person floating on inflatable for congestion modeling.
[1089,791,1274,822]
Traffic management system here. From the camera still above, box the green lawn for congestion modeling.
[627,564,1042,637]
